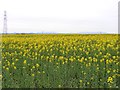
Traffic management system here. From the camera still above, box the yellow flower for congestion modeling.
[112,56,116,59]
[59,56,64,60]
[36,64,39,68]
[14,66,17,69]
[8,61,10,66]
[99,52,102,55]
[56,63,59,65]
[113,70,116,72]
[15,59,18,61]
[6,67,9,71]
[31,74,35,77]
[65,60,67,63]
[79,80,82,83]
[107,70,110,73]
[88,57,92,60]
[32,66,35,69]
[107,77,113,83]
[23,60,26,64]
[37,71,40,74]
[23,67,26,69]
[79,48,82,51]
[58,85,61,88]
[0,74,2,78]
[93,58,97,62]
[69,57,74,62]
[12,62,15,65]
[3,66,5,69]
[79,59,83,63]
[86,64,88,67]
[106,59,109,64]
[97,67,99,70]
[85,58,87,61]
[87,82,90,84]
[91,77,93,80]
[100,59,104,62]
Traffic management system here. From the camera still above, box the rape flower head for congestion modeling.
[107,77,113,83]
[36,64,39,68]
[31,74,35,77]
[23,60,26,64]
[32,66,35,69]
[79,80,82,83]
[6,67,9,71]
[12,62,15,65]
[43,71,45,74]
[14,66,17,69]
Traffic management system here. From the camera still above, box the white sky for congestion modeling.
[0,0,119,33]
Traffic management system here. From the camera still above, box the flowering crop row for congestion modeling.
[2,34,119,88]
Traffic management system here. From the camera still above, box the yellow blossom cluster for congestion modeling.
[2,34,119,88]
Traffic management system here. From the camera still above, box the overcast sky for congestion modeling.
[0,0,119,33]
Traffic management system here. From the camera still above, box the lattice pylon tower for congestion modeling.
[3,11,7,34]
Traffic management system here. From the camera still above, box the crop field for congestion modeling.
[1,34,120,88]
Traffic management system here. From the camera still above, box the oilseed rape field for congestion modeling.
[2,34,119,88]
